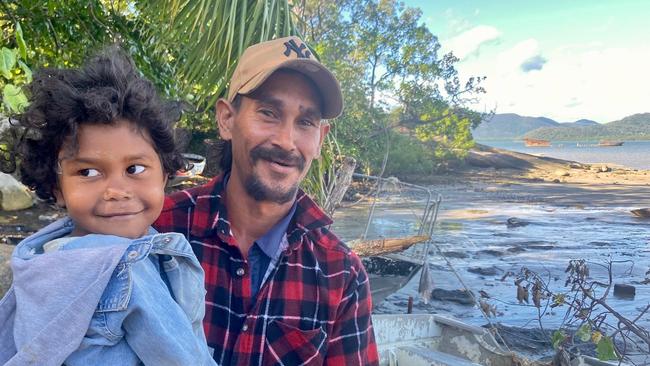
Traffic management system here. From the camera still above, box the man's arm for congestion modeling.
[325,253,379,366]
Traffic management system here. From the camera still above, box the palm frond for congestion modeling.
[138,0,299,112]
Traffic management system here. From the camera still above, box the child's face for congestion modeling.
[54,120,167,239]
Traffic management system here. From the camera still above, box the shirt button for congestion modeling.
[242,324,249,332]
[163,236,172,244]
[127,250,139,259]
[236,268,245,276]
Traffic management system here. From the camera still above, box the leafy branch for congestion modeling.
[509,260,650,365]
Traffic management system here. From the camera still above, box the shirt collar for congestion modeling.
[255,202,296,258]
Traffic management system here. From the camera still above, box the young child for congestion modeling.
[0,47,216,365]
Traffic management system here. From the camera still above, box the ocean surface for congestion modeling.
[477,140,650,170]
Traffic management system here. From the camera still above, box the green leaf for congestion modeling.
[576,323,592,342]
[0,48,17,79]
[3,84,29,113]
[15,23,28,60]
[551,330,566,349]
[596,336,617,361]
[18,61,32,83]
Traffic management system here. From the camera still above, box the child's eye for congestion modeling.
[79,168,100,177]
[126,164,146,175]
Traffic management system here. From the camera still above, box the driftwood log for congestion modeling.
[631,208,650,218]
[348,235,429,257]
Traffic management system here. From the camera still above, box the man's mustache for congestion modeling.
[250,145,305,172]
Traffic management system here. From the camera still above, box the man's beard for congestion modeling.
[244,145,306,204]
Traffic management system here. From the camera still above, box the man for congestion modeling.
[155,36,379,365]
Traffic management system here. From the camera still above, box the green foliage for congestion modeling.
[0,22,31,114]
[297,0,486,176]
[551,330,566,349]
[0,47,16,79]
[383,132,434,177]
[575,323,592,342]
[302,135,341,205]
[595,336,617,361]
[136,0,298,119]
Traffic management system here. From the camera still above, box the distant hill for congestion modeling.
[472,114,601,140]
[525,113,650,141]
[564,119,599,127]
[472,113,559,140]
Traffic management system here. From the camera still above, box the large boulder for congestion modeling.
[0,173,33,211]
[0,244,12,298]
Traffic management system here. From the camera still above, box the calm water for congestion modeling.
[478,140,650,170]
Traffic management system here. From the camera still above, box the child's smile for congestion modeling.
[54,120,167,239]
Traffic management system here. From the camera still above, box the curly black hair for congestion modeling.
[1,46,186,201]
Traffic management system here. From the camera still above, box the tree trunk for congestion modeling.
[323,156,356,216]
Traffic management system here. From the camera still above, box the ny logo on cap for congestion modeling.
[283,39,311,59]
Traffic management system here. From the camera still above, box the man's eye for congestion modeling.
[127,164,146,175]
[79,168,100,177]
[260,109,275,117]
[300,119,315,127]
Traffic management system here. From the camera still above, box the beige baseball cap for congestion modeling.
[227,36,343,119]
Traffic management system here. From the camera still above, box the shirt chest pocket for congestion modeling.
[263,320,327,366]
[91,262,132,341]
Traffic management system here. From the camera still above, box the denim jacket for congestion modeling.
[0,217,216,366]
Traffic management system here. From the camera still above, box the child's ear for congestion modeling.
[53,189,66,208]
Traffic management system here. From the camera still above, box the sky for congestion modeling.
[402,0,650,123]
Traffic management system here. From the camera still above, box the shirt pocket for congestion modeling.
[264,320,327,366]
[92,262,132,339]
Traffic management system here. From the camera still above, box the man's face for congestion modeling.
[54,120,167,238]
[219,70,329,204]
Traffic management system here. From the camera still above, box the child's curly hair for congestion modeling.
[1,46,186,201]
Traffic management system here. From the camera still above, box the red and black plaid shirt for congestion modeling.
[154,175,378,365]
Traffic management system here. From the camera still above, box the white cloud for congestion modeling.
[460,43,650,122]
[496,39,541,72]
[443,25,501,59]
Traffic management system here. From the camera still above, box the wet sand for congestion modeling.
[332,147,650,362]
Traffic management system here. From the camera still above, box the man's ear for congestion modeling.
[317,122,330,155]
[215,98,236,140]
[53,188,65,208]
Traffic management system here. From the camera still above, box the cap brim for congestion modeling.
[236,59,343,119]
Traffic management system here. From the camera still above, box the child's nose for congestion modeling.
[103,186,132,201]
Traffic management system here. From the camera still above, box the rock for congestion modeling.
[568,163,584,169]
[0,244,12,298]
[598,165,611,173]
[38,213,59,222]
[507,246,526,253]
[477,249,505,257]
[529,244,556,250]
[431,288,475,305]
[554,169,570,177]
[613,284,635,299]
[0,173,33,211]
[468,266,501,276]
[506,217,529,228]
[442,251,469,259]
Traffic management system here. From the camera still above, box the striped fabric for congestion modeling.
[154,175,378,365]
